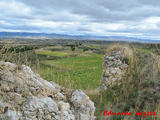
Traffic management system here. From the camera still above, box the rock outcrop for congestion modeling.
[99,48,129,91]
[0,61,95,120]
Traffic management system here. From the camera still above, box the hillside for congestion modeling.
[1,32,160,43]
[0,43,159,120]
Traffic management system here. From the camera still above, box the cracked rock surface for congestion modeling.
[0,61,95,120]
[99,48,129,91]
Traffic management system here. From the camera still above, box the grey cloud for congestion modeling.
[138,0,160,6]
[18,0,160,22]
[1,0,160,39]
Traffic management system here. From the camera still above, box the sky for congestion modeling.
[1,0,160,40]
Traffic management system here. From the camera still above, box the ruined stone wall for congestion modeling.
[0,62,95,120]
[99,48,129,91]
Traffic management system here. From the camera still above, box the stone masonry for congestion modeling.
[99,48,129,91]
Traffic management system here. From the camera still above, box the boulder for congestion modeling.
[0,61,95,120]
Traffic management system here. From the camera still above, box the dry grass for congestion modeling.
[106,43,134,69]
[0,43,159,120]
[84,89,99,96]
[106,44,133,57]
[0,43,40,70]
[90,44,160,120]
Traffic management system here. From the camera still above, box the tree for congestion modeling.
[70,45,75,51]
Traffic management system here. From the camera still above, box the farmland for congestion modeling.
[35,45,104,89]
[0,39,159,120]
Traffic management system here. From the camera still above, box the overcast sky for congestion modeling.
[1,0,160,39]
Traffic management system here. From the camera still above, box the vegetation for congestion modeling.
[0,39,159,120]
[35,50,72,57]
[90,46,160,120]
[39,54,103,89]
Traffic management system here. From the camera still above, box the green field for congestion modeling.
[36,50,72,57]
[1,42,159,120]
[38,54,103,89]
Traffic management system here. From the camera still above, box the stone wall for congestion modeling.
[99,48,129,91]
[0,62,95,120]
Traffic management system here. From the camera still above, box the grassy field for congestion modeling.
[38,54,103,89]
[35,50,72,57]
[0,42,159,120]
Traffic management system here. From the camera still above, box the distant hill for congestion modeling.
[0,32,160,43]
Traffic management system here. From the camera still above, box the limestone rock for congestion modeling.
[99,48,129,91]
[0,61,95,120]
[71,90,95,120]
[4,110,21,120]
[0,100,4,113]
